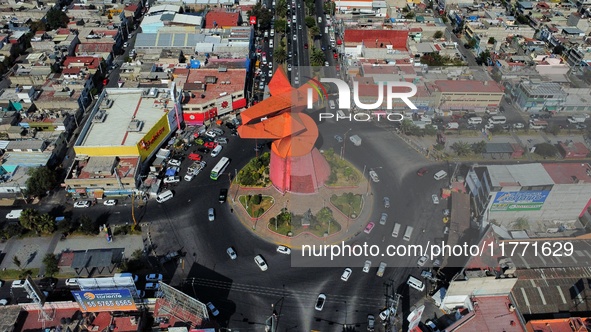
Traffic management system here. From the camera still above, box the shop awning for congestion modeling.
[232,98,247,110]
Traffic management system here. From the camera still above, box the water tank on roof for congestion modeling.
[190,59,201,68]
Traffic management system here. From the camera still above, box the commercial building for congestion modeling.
[431,79,504,112]
[511,81,567,113]
[466,163,591,236]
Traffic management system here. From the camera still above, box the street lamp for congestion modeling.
[341,128,352,160]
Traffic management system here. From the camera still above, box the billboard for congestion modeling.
[72,289,137,312]
[490,190,550,211]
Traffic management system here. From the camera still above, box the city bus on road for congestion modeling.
[211,157,230,180]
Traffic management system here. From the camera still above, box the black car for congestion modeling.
[197,147,211,154]
[219,189,228,203]
[225,122,236,130]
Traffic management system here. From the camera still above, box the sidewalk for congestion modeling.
[229,177,375,248]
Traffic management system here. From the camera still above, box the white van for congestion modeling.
[156,190,174,203]
[433,170,447,180]
[391,223,401,237]
[318,17,322,23]
[407,275,425,291]
[211,145,223,157]
[324,27,329,34]
[467,117,482,125]
[403,226,414,241]
[488,115,507,124]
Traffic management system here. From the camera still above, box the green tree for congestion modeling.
[310,48,326,66]
[304,16,316,28]
[26,167,58,197]
[466,39,477,49]
[533,143,558,158]
[46,8,70,30]
[37,213,57,234]
[343,167,353,180]
[251,194,262,205]
[451,141,471,156]
[433,30,443,39]
[477,49,492,65]
[488,37,496,44]
[400,119,414,134]
[19,208,40,231]
[273,46,287,64]
[309,25,320,37]
[29,20,48,32]
[247,3,273,30]
[78,215,98,235]
[471,140,487,154]
[420,53,446,66]
[424,124,437,136]
[552,45,565,55]
[316,207,333,224]
[42,253,60,276]
[13,256,22,270]
[275,18,287,34]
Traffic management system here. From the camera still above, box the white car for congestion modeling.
[11,280,26,288]
[208,208,215,221]
[277,245,291,255]
[341,268,352,281]
[207,302,220,316]
[0,299,7,306]
[146,273,163,282]
[513,122,525,129]
[168,159,181,167]
[74,201,91,208]
[184,172,195,181]
[287,64,292,71]
[254,255,268,271]
[417,255,428,267]
[369,170,379,182]
[484,123,494,130]
[379,308,390,320]
[65,279,78,287]
[205,130,217,138]
[103,199,117,206]
[432,194,439,204]
[293,34,297,40]
[315,294,326,311]
[227,247,237,260]
[163,176,180,184]
[379,213,388,225]
[363,260,371,273]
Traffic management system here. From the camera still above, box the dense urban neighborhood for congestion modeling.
[0,0,590,330]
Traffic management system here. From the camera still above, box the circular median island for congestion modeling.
[268,207,341,237]
[330,192,363,218]
[322,149,362,187]
[238,194,275,218]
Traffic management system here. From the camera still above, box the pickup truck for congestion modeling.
[376,262,387,277]
[349,134,362,146]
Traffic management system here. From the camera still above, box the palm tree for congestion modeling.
[309,26,319,37]
[273,47,287,64]
[310,49,326,66]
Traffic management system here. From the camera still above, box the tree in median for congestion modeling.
[451,141,472,156]
[43,253,60,276]
[26,167,58,197]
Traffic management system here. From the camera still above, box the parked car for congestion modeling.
[426,320,441,332]
[379,308,390,320]
[65,279,79,287]
[146,274,163,282]
[11,280,26,288]
[341,268,352,281]
[205,130,217,138]
[383,197,390,208]
[227,247,237,260]
[168,159,181,167]
[208,208,215,221]
[379,213,388,225]
[188,153,202,161]
[363,260,372,273]
[159,251,180,264]
[417,255,428,267]
[206,302,220,316]
[315,294,326,311]
[204,142,218,149]
[145,283,160,291]
[197,147,210,154]
[277,245,291,255]
[367,314,376,331]
[513,122,525,129]
[163,176,180,184]
[103,199,117,206]
[74,201,91,208]
[184,172,195,181]
[364,222,375,234]
[214,137,228,144]
[254,255,268,271]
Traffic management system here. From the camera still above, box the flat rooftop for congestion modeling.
[80,89,172,147]
[543,162,591,184]
[486,163,555,187]
[448,295,522,332]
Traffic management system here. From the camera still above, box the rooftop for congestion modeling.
[183,68,246,104]
[448,295,522,332]
[204,8,240,28]
[526,318,590,332]
[76,43,115,54]
[434,80,504,93]
[78,89,172,147]
[543,163,591,184]
[344,29,409,51]
[68,156,139,180]
[486,163,555,187]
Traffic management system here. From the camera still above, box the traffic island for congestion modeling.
[236,152,271,188]
[267,207,341,238]
[238,194,275,218]
[330,192,363,218]
[322,149,362,187]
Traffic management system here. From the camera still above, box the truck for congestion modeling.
[6,209,23,220]
[349,134,362,146]
[376,262,387,277]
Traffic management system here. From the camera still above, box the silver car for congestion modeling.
[379,213,388,225]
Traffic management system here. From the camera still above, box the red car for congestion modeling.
[333,53,338,59]
[417,168,428,176]
[304,43,308,49]
[188,153,202,161]
[204,142,218,149]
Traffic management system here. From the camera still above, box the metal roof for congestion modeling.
[485,143,514,154]
[487,164,555,186]
[71,249,114,269]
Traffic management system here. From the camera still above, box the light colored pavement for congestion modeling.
[229,176,375,248]
[0,233,143,274]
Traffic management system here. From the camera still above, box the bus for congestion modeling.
[210,157,230,180]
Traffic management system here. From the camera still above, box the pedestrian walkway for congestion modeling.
[230,176,375,248]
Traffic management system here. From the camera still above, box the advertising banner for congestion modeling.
[490,190,549,211]
[249,16,257,25]
[72,289,137,312]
